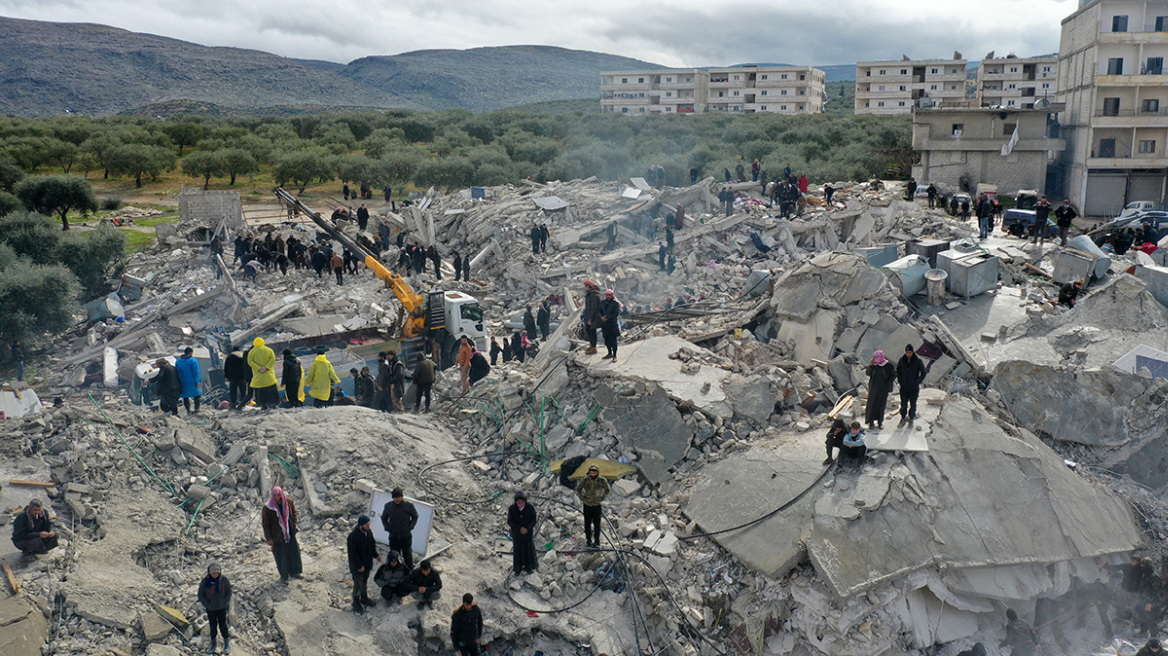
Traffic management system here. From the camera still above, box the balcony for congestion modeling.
[1097,73,1168,86]
[914,136,1066,152]
[1097,29,1168,45]
[1092,108,1168,126]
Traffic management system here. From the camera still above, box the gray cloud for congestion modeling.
[0,0,1077,69]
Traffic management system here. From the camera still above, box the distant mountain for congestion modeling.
[0,17,659,116]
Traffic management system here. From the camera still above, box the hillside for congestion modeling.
[341,46,656,112]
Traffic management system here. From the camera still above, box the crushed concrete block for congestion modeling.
[140,612,172,642]
[597,384,693,485]
[155,605,189,629]
[146,645,183,656]
[0,596,48,656]
[612,479,641,497]
[923,355,957,387]
[355,479,377,494]
[186,484,211,500]
[174,423,216,462]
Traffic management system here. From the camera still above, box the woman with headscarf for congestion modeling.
[248,337,279,409]
[261,486,302,581]
[304,350,341,407]
[507,491,538,575]
[599,289,622,361]
[865,349,896,430]
[197,561,232,653]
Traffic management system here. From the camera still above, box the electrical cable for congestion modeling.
[679,463,834,541]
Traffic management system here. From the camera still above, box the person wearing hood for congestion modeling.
[468,348,491,387]
[152,358,182,416]
[261,486,302,581]
[865,350,896,430]
[175,347,202,414]
[347,515,380,612]
[523,305,537,341]
[247,338,279,410]
[507,491,538,575]
[824,418,848,465]
[198,562,233,654]
[599,289,621,361]
[281,349,304,408]
[451,593,484,656]
[1001,608,1039,656]
[223,349,249,410]
[304,350,340,407]
[374,550,411,602]
[582,280,602,355]
[576,464,610,549]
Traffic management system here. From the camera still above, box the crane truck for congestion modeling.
[273,188,486,368]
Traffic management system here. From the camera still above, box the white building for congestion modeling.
[600,69,707,115]
[600,66,825,115]
[977,55,1059,108]
[855,58,969,115]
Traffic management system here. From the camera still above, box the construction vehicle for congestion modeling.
[274,188,486,368]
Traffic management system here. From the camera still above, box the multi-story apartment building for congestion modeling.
[600,66,825,115]
[977,55,1059,108]
[600,69,707,115]
[705,66,826,114]
[1058,0,1168,215]
[855,58,969,115]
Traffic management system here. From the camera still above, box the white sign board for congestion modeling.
[368,492,435,560]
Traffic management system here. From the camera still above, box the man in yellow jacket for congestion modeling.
[248,338,279,409]
[304,350,341,407]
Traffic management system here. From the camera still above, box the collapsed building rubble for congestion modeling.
[4,175,1168,656]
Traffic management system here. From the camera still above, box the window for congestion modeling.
[878,85,886,91]
[1003,123,1016,136]
[952,124,964,136]
[1158,16,1168,31]
[798,90,805,95]
[1148,57,1164,75]
[1107,58,1124,75]
[1141,140,1157,153]
[866,70,871,77]
[718,91,724,97]
[665,77,672,82]
[638,77,644,83]
[733,90,740,96]
[1007,100,1016,106]
[900,69,908,75]
[879,69,886,75]
[899,85,907,91]
[781,90,788,95]
[621,107,628,113]
[1145,99,1160,113]
[733,75,740,81]
[877,101,885,107]
[761,90,768,96]
[1099,138,1117,157]
[1043,66,1052,73]
[931,68,939,74]
[1042,82,1051,89]
[1010,67,1018,73]
[666,107,672,112]
[761,74,768,80]
[621,78,628,84]
[950,85,958,90]
[781,74,788,80]
[1008,83,1017,89]
[780,105,788,110]
[799,74,806,80]
[666,92,672,97]
[931,84,938,90]
[1103,97,1121,115]
[761,105,767,110]
[1112,15,1128,32]
[899,101,906,106]
[951,68,961,74]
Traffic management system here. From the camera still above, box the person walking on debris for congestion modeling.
[305,350,340,407]
[539,223,549,253]
[469,347,490,387]
[198,562,232,654]
[248,338,279,410]
[896,345,926,427]
[331,250,344,285]
[926,183,937,208]
[823,418,848,465]
[356,204,369,232]
[865,350,895,429]
[658,242,668,271]
[376,352,391,412]
[582,280,602,355]
[375,550,411,602]
[386,350,406,412]
[262,486,302,581]
[960,197,971,221]
[605,222,618,250]
[281,349,304,408]
[406,559,443,609]
[347,515,380,613]
[976,193,993,240]
[11,339,23,381]
[522,305,537,343]
[152,358,182,416]
[511,331,525,364]
[224,349,249,410]
[530,224,541,255]
[311,246,327,278]
[489,337,502,366]
[537,300,551,340]
[1001,608,1040,656]
[428,245,441,278]
[508,491,538,575]
[175,346,202,415]
[381,487,419,572]
[456,336,473,393]
[451,593,484,656]
[840,422,867,467]
[413,352,437,412]
[12,498,57,557]
[355,366,376,408]
[452,251,463,282]
[462,255,470,282]
[576,464,610,549]
[1055,200,1078,246]
[599,289,622,361]
[1032,196,1052,246]
[690,166,699,185]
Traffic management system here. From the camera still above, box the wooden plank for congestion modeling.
[2,558,19,594]
[8,479,55,487]
[827,395,855,419]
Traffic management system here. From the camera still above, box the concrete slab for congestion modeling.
[777,310,838,363]
[866,422,930,452]
[597,384,693,485]
[583,336,732,418]
[0,596,48,656]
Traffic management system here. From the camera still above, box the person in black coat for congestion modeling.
[507,491,538,575]
[452,252,463,282]
[824,418,847,465]
[598,290,621,361]
[523,306,537,341]
[381,487,419,572]
[374,551,411,601]
[489,337,502,366]
[451,593,484,656]
[530,224,541,255]
[152,358,182,415]
[356,205,369,232]
[406,560,443,609]
[347,516,380,612]
[536,301,551,340]
[11,499,57,556]
[865,350,896,429]
[539,224,549,253]
[224,349,249,410]
[282,349,303,408]
[469,350,490,387]
[197,562,232,653]
[895,345,927,426]
[511,332,525,364]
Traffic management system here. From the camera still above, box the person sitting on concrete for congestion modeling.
[197,561,232,654]
[840,422,867,466]
[374,551,411,602]
[824,418,848,465]
[406,559,443,609]
[451,593,484,656]
[1058,280,1084,308]
[12,498,58,557]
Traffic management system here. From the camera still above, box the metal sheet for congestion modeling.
[621,186,643,199]
[630,177,652,191]
[533,196,570,211]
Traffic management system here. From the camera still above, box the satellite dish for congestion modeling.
[1035,98,1052,109]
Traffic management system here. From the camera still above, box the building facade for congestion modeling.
[911,105,1067,195]
[1058,0,1168,216]
[855,58,969,115]
[977,56,1059,108]
[600,66,825,115]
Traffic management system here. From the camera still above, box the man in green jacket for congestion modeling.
[575,464,611,549]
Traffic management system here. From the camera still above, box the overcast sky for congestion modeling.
[0,0,1077,68]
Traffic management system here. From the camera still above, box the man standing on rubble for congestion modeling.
[413,352,437,412]
[376,352,392,412]
[331,249,344,285]
[386,350,406,412]
[658,242,668,271]
[1001,608,1040,656]
[282,349,304,408]
[537,300,551,341]
[452,251,463,282]
[583,280,602,356]
[224,348,248,410]
[197,562,232,654]
[456,336,473,394]
[1032,196,1052,246]
[896,345,926,427]
[576,464,610,549]
[347,515,380,612]
[451,593,484,656]
[1055,199,1078,246]
[599,289,622,361]
[508,491,538,575]
[175,347,202,415]
[357,204,369,232]
[305,350,340,407]
[865,350,895,430]
[152,358,182,416]
[539,223,549,253]
[523,306,537,343]
[355,366,376,408]
[469,347,490,387]
[262,486,302,581]
[381,487,419,572]
[248,338,279,410]
[976,193,993,240]
[11,499,57,557]
[530,224,541,255]
[926,183,937,208]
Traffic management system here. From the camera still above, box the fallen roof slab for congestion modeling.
[581,336,732,418]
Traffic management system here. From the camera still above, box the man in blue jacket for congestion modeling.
[175,347,202,414]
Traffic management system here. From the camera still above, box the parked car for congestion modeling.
[1015,190,1039,210]
[1117,200,1159,220]
[1002,209,1057,238]
[975,183,999,202]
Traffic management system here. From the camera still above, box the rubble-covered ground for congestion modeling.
[5,175,1168,656]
